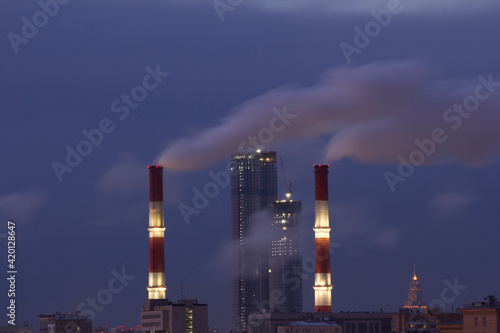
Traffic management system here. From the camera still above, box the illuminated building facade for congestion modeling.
[231,151,277,332]
[140,299,208,333]
[269,197,302,314]
[393,268,463,333]
[403,266,426,310]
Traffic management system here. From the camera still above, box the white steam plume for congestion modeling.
[156,60,500,170]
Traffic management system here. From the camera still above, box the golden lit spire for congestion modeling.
[404,264,426,309]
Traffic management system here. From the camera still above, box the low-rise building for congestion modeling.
[277,321,342,333]
[0,325,33,333]
[392,309,461,333]
[436,295,500,333]
[435,323,463,333]
[93,325,109,333]
[93,325,141,333]
[249,312,393,333]
[459,295,500,333]
[140,299,208,333]
[39,312,92,333]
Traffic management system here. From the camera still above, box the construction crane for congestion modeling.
[280,157,292,200]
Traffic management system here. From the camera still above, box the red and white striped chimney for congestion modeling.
[313,164,332,313]
[147,165,167,299]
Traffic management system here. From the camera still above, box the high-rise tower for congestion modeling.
[269,193,302,313]
[404,265,426,309]
[231,150,277,332]
[313,164,332,313]
[147,165,167,299]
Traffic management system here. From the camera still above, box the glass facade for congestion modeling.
[231,151,277,332]
[269,199,302,314]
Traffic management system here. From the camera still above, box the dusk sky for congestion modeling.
[1,1,500,332]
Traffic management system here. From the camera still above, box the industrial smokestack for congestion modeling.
[313,164,332,313]
[147,165,167,299]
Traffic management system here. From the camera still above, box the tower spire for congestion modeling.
[404,265,426,310]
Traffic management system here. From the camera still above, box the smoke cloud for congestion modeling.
[0,189,50,222]
[156,60,500,170]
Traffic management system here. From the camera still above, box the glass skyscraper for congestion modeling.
[231,151,277,332]
[269,198,302,314]
[231,150,303,332]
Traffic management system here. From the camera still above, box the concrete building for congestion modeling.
[39,313,92,333]
[435,295,500,333]
[249,312,394,333]
[140,299,208,333]
[0,326,33,333]
[231,150,278,332]
[459,295,500,333]
[277,321,342,333]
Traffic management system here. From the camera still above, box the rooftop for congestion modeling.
[38,312,90,320]
[462,295,500,309]
[287,321,340,327]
